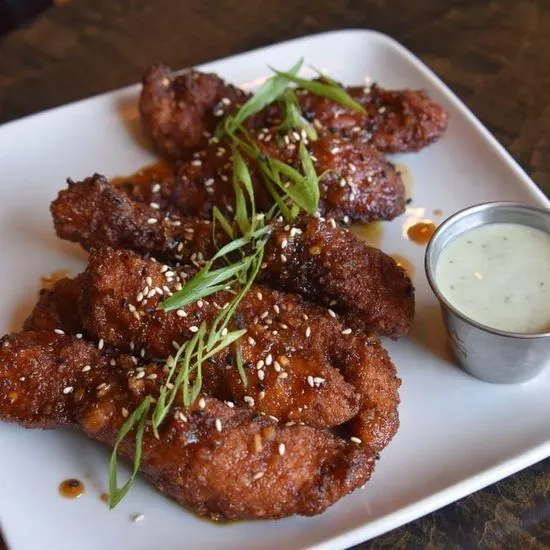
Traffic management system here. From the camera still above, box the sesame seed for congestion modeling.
[176,309,187,318]
[305,327,311,338]
[136,292,144,302]
[150,202,160,209]
[280,239,288,249]
[128,304,136,313]
[248,337,256,345]
[221,328,228,336]
[280,254,287,263]
[253,472,264,481]
[226,401,235,408]
[197,299,204,308]
[98,339,104,350]
[152,183,161,193]
[307,375,314,387]
[256,360,264,370]
[132,514,145,523]
[198,397,206,409]
[63,386,74,394]
[155,287,163,295]
[82,365,91,372]
[330,146,341,154]
[135,371,145,380]
[273,304,280,314]
[328,309,336,318]
[277,372,288,380]
[244,395,255,407]
[258,370,265,381]
[75,333,83,339]
[110,359,116,366]
[339,177,347,187]
[278,443,286,456]
[341,328,352,335]
[54,329,65,335]
[350,436,363,444]
[122,408,129,418]
[189,326,199,333]
[313,377,326,385]
[146,373,158,380]
[273,361,282,372]
[265,354,273,366]
[191,159,202,167]
[215,418,222,432]
[147,289,156,299]
[147,218,158,225]
[176,411,187,422]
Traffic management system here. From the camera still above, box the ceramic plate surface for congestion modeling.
[0,29,549,550]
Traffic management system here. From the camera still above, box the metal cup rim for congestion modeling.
[425,201,550,340]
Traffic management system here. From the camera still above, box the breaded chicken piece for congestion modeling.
[298,85,448,153]
[139,65,251,160]
[51,176,414,337]
[0,331,375,519]
[52,175,220,261]
[23,275,85,334]
[80,247,402,437]
[139,64,447,159]
[121,128,405,224]
[22,244,401,452]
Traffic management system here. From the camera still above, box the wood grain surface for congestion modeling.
[0,1,549,548]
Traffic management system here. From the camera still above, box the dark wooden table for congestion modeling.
[1,1,549,548]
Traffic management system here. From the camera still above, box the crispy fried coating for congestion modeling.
[139,65,447,159]
[79,247,402,437]
[52,175,219,261]
[121,128,405,224]
[23,275,85,334]
[261,216,415,337]
[0,331,375,519]
[139,65,250,160]
[298,85,448,153]
[51,176,414,337]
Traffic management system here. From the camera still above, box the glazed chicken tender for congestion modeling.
[139,64,447,160]
[51,175,414,337]
[0,331,376,520]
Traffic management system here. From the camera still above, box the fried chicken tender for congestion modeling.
[297,85,448,153]
[121,127,405,224]
[51,176,414,337]
[139,65,251,160]
[139,64,447,159]
[81,247,401,438]
[0,331,376,519]
[23,247,400,450]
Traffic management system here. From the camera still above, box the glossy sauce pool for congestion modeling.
[436,222,550,333]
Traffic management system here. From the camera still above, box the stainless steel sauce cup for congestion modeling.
[425,202,550,384]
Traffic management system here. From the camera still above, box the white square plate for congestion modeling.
[0,29,549,550]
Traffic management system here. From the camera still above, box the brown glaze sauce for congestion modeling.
[100,492,109,504]
[406,221,436,245]
[390,254,415,278]
[59,478,85,499]
[110,160,175,187]
[41,270,70,290]
[351,221,384,248]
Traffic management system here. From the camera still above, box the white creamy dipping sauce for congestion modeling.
[436,222,550,333]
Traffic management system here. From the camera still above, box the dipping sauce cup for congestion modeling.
[425,202,550,384]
